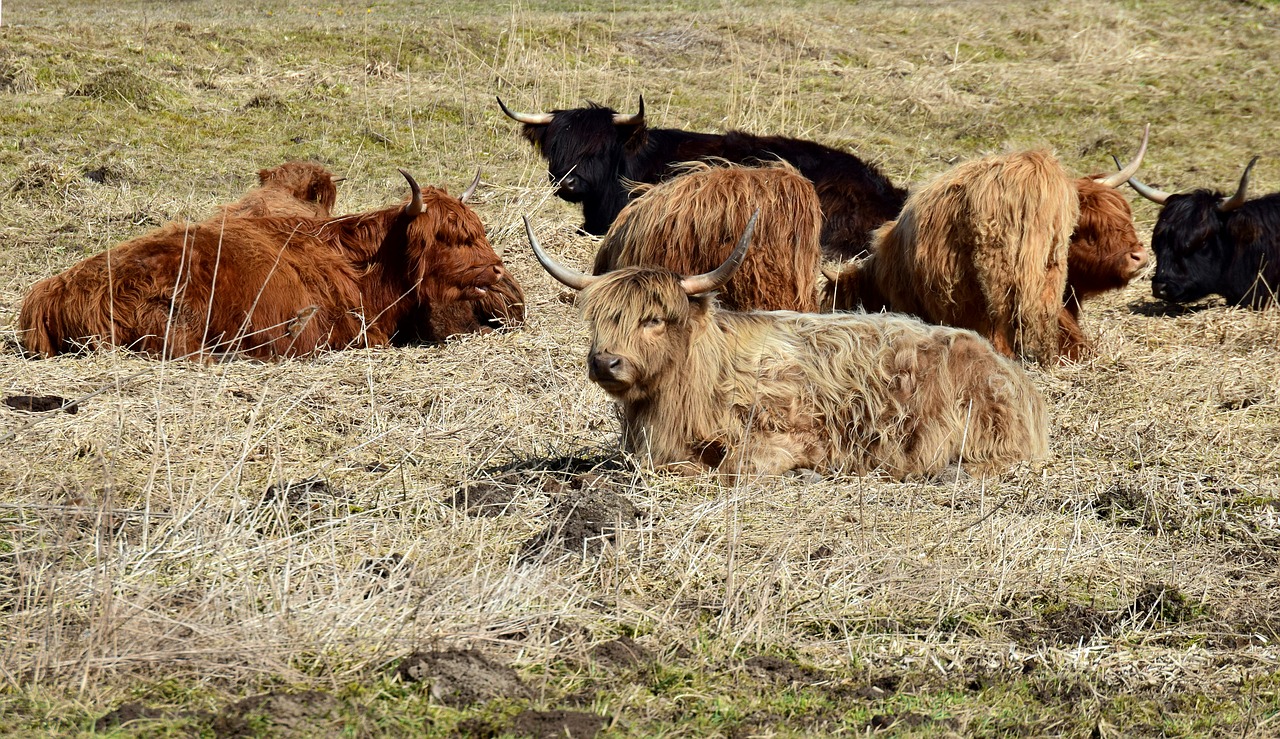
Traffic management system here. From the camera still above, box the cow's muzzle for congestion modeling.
[588,351,631,392]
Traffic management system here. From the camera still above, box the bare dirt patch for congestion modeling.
[211,690,341,738]
[2,394,77,413]
[395,649,531,706]
[508,709,608,739]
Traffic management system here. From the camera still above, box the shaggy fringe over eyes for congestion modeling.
[596,159,822,312]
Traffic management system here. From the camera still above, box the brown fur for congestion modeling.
[18,185,512,359]
[572,267,1048,480]
[217,161,339,220]
[593,161,822,312]
[1058,176,1148,358]
[820,150,1078,365]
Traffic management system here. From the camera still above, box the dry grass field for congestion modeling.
[2,0,1280,736]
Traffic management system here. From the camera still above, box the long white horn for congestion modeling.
[1095,123,1150,188]
[680,210,758,296]
[460,168,481,203]
[496,96,553,125]
[1218,156,1259,213]
[524,216,597,290]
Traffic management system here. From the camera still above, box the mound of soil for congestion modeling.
[589,636,652,669]
[3,394,77,413]
[94,702,168,731]
[743,655,830,686]
[521,487,640,557]
[395,649,531,706]
[509,709,607,738]
[211,691,339,738]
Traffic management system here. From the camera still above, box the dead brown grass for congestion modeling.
[1,0,1279,733]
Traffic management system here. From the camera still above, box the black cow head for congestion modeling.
[1128,157,1261,305]
[499,96,647,233]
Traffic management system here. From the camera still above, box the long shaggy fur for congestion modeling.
[576,267,1049,480]
[18,185,513,359]
[821,150,1078,364]
[1058,177,1148,358]
[592,161,821,312]
[216,161,339,219]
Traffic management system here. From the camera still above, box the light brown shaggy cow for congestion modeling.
[820,130,1148,364]
[217,161,341,219]
[525,213,1048,480]
[18,171,511,359]
[592,160,822,312]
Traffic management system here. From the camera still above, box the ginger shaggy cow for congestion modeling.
[592,160,822,312]
[526,212,1048,480]
[821,129,1148,364]
[18,170,513,359]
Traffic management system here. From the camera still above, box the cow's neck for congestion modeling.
[325,214,419,344]
[620,315,737,467]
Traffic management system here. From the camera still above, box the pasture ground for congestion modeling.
[2,0,1280,735]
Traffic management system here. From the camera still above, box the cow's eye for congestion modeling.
[642,317,664,329]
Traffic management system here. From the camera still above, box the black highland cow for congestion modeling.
[498,96,906,261]
[1128,157,1280,307]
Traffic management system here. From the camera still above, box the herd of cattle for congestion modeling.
[13,97,1280,480]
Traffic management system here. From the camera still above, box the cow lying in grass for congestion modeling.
[525,211,1048,481]
[19,170,514,359]
[821,128,1149,363]
[1126,156,1280,308]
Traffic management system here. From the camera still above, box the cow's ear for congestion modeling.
[619,123,647,151]
[521,124,549,151]
[257,168,272,185]
[688,293,714,318]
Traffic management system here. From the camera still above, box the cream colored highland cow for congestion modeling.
[593,160,822,312]
[822,150,1081,364]
[526,212,1049,480]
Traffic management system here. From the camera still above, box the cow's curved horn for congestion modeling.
[524,216,597,290]
[497,96,553,125]
[1095,123,1150,188]
[399,169,424,217]
[820,264,841,283]
[460,168,481,203]
[1218,156,1259,213]
[1113,155,1172,205]
[330,175,346,184]
[680,209,758,296]
[612,95,645,126]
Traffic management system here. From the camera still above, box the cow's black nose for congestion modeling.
[562,175,579,191]
[1152,281,1169,300]
[589,352,625,384]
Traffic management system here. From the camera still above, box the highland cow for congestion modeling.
[1126,157,1280,308]
[592,160,822,312]
[525,212,1049,481]
[499,96,905,260]
[822,129,1149,363]
[19,170,513,359]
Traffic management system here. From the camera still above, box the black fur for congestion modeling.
[1150,190,1280,307]
[515,102,906,260]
